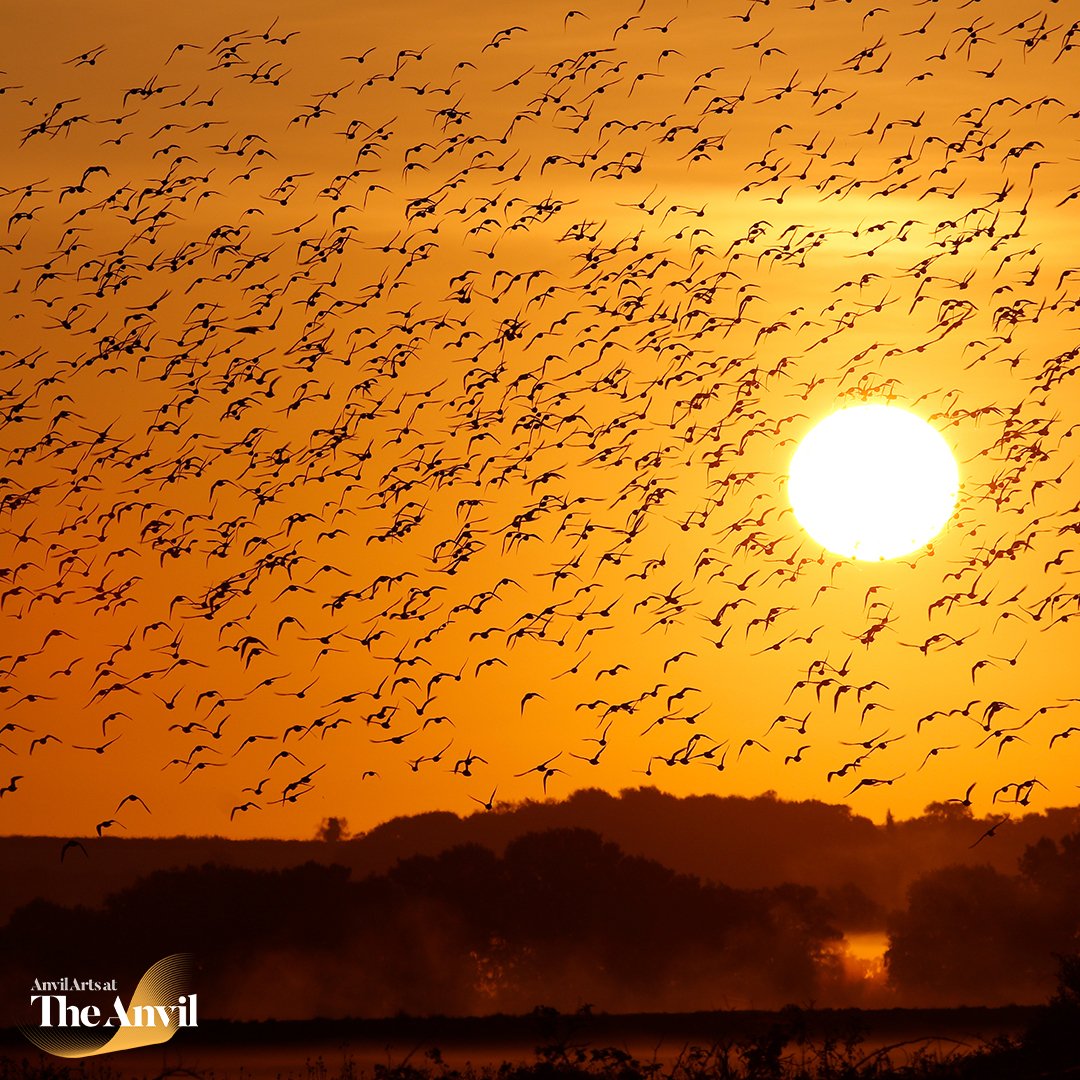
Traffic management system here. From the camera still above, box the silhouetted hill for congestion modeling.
[3,788,1079,927]
[0,830,846,1018]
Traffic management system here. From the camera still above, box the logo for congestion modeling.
[22,954,197,1058]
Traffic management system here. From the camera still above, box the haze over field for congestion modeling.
[4,791,1080,1019]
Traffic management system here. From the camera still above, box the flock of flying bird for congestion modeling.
[0,0,1078,851]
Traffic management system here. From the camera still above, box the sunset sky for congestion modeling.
[0,0,1077,840]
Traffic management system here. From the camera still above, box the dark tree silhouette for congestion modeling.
[0,830,844,1019]
[317,816,351,841]
[886,832,1080,1006]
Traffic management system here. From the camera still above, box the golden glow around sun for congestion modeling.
[788,405,959,562]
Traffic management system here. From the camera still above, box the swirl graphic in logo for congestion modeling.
[22,954,196,1058]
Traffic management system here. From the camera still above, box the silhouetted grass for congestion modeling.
[0,1018,1048,1080]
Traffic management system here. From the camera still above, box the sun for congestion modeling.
[787,404,959,562]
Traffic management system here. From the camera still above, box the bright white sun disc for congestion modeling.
[788,404,959,561]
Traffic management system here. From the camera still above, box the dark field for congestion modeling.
[0,1006,1064,1080]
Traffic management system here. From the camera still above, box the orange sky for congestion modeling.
[0,0,1078,840]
